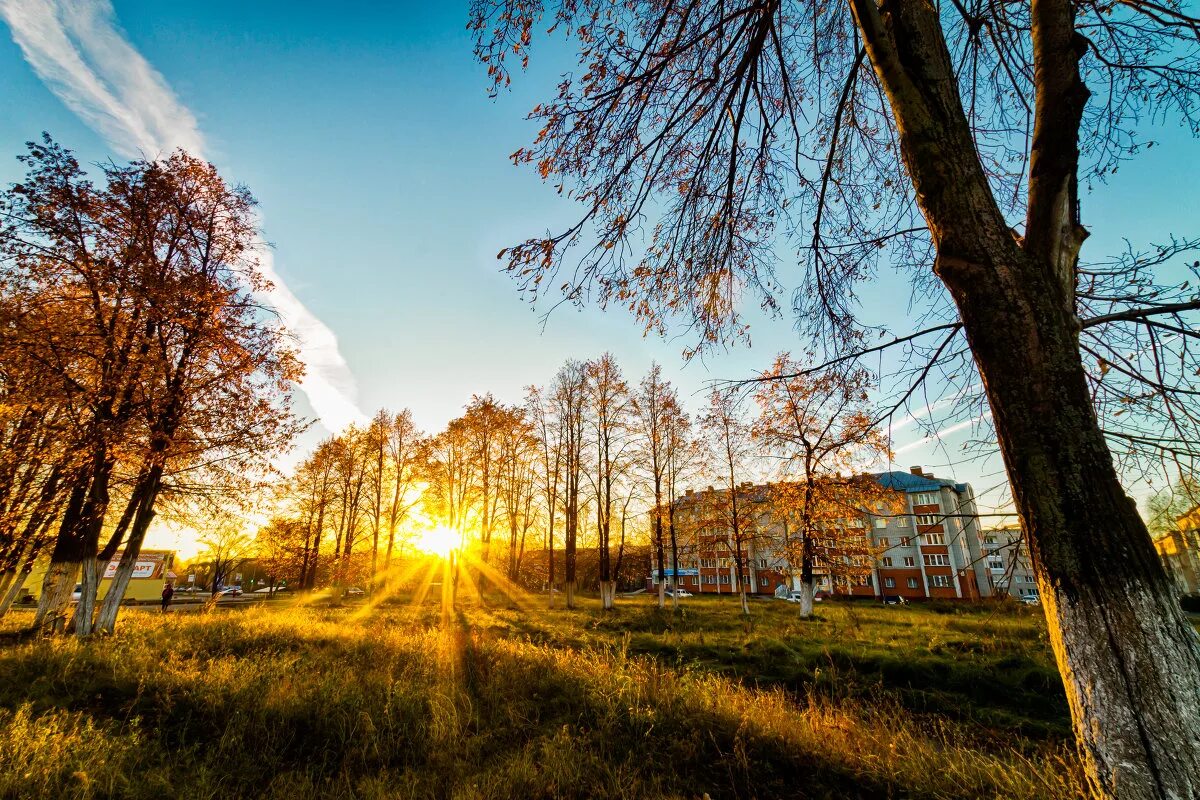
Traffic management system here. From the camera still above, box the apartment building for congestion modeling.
[978,527,1039,598]
[1155,506,1200,595]
[651,466,991,601]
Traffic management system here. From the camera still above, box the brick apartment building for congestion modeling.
[650,466,992,601]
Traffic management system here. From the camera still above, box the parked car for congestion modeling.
[663,588,692,598]
[71,583,82,601]
[782,591,824,604]
[344,587,365,597]
[214,586,243,599]
[883,595,909,605]
[1020,593,1040,606]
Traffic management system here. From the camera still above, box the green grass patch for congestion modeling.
[0,595,1081,799]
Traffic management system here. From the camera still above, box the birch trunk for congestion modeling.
[600,580,616,610]
[73,557,100,636]
[798,578,814,618]
[565,579,576,609]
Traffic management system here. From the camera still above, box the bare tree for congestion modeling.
[471,1,1200,791]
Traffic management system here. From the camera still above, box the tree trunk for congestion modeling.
[798,578,814,618]
[565,579,576,609]
[96,478,158,633]
[73,557,100,636]
[600,580,615,610]
[961,279,1200,798]
[845,4,1200,792]
[33,559,80,629]
[0,567,32,616]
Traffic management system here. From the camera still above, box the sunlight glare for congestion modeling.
[415,524,458,558]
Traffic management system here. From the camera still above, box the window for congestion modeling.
[915,515,941,526]
[758,558,768,569]
[984,535,997,545]
[903,556,916,567]
[720,574,730,584]
[921,533,946,545]
[897,517,910,527]
[882,557,893,567]
[923,554,951,567]
[884,577,896,588]
[907,577,919,589]
[988,558,1004,571]
[912,492,939,506]
[930,575,952,588]
[858,575,872,587]
[877,537,890,547]
[874,517,887,528]
[704,575,716,585]
[760,576,769,586]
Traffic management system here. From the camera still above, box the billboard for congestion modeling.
[102,550,170,581]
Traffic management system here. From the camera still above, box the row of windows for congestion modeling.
[924,554,951,567]
[878,534,946,547]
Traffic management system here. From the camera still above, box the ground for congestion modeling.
[0,592,1083,799]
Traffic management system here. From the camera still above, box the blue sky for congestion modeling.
[2,0,1198,534]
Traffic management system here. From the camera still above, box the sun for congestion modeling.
[414,524,459,558]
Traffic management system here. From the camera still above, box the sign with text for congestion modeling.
[102,551,170,581]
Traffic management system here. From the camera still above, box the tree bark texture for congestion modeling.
[849,1,1200,795]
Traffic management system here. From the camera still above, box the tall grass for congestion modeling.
[0,600,1083,799]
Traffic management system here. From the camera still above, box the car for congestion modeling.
[1020,593,1040,606]
[214,586,243,599]
[663,588,692,598]
[782,591,824,604]
[344,587,365,597]
[71,583,82,601]
[883,595,909,605]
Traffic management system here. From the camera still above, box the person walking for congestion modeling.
[161,581,175,613]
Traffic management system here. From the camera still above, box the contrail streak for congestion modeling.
[0,0,366,432]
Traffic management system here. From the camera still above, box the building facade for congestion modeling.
[979,527,1039,598]
[651,466,991,601]
[1155,506,1200,596]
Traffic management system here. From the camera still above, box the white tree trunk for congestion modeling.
[0,569,13,601]
[0,568,32,617]
[671,576,679,611]
[33,559,80,630]
[798,578,814,618]
[1050,579,1200,798]
[600,580,616,610]
[739,588,750,615]
[565,580,576,609]
[72,558,100,637]
[657,579,666,608]
[95,556,139,633]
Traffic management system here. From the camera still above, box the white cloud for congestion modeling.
[893,411,992,456]
[0,0,365,432]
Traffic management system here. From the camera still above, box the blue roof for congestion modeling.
[874,470,970,495]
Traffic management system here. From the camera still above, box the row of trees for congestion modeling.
[263,352,900,617]
[0,138,301,635]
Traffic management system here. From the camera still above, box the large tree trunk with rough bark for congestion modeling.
[849,0,1200,794]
